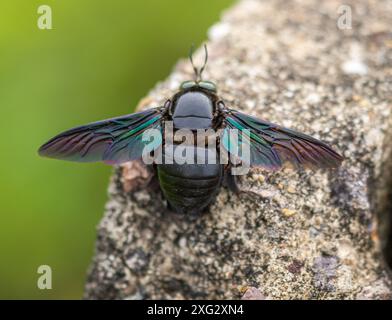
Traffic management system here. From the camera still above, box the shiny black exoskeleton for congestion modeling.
[157,86,231,214]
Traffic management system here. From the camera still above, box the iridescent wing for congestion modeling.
[38,108,163,164]
[222,110,343,170]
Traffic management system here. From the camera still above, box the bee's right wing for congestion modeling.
[38,108,163,164]
[221,109,343,170]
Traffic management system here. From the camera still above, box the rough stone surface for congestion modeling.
[85,0,392,299]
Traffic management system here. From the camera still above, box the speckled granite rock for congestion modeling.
[84,0,392,299]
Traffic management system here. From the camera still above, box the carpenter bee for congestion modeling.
[39,45,343,214]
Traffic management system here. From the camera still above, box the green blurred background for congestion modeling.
[0,0,234,299]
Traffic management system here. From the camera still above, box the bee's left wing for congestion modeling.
[39,108,163,164]
[221,110,343,170]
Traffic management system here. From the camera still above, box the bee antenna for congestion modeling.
[198,44,208,80]
[189,44,199,81]
[188,44,209,81]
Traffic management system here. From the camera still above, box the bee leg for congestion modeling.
[165,200,176,213]
[147,164,161,192]
[225,171,241,194]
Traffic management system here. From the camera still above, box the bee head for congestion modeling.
[179,44,217,93]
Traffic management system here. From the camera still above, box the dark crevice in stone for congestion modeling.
[383,191,392,268]
[378,174,392,270]
[373,123,392,274]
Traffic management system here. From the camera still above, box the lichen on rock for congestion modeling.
[85,0,392,299]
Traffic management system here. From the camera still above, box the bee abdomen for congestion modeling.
[157,166,223,214]
[157,145,223,214]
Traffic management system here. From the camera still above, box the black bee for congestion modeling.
[39,45,343,214]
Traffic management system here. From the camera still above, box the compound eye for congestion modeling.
[180,80,196,90]
[198,81,217,92]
